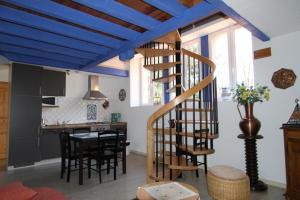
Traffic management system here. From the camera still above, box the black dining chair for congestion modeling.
[115,128,129,173]
[87,130,120,183]
[59,131,89,182]
[73,127,91,167]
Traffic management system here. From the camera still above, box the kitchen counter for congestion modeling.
[41,122,127,130]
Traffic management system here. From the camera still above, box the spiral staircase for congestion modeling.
[136,31,219,182]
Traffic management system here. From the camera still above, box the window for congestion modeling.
[182,39,201,92]
[130,54,163,107]
[209,26,254,100]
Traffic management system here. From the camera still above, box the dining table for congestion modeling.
[69,131,127,185]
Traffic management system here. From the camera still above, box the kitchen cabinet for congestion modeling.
[11,63,42,96]
[42,69,66,96]
[9,63,42,167]
[40,132,61,160]
[9,96,42,166]
[282,126,300,200]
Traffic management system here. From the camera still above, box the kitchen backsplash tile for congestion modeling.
[42,96,112,125]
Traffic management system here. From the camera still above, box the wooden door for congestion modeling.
[0,82,9,171]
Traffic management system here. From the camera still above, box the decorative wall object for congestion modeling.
[87,104,97,120]
[271,68,297,89]
[254,47,271,59]
[119,89,126,101]
[102,100,109,109]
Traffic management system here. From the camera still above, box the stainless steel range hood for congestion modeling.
[83,75,107,100]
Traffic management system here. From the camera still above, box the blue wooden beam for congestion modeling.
[83,66,129,77]
[0,33,97,60]
[74,0,160,30]
[0,43,89,65]
[0,5,121,49]
[7,0,140,41]
[0,51,81,69]
[205,0,270,41]
[82,2,218,69]
[0,20,107,55]
[119,49,135,61]
[144,0,187,16]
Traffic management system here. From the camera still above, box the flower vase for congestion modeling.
[239,103,261,139]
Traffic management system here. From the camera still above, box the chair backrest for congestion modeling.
[97,130,120,156]
[59,131,72,158]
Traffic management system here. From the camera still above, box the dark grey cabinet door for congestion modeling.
[11,63,42,96]
[9,96,42,138]
[9,96,42,166]
[42,70,66,96]
[9,137,39,167]
[40,133,61,160]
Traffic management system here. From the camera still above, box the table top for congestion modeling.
[41,122,127,130]
[70,132,125,142]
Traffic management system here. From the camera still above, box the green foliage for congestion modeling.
[232,83,270,105]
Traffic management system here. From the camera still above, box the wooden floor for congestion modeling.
[0,154,285,200]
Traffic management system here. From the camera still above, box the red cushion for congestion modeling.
[31,188,67,200]
[0,182,37,200]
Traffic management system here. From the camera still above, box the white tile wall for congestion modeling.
[41,71,126,125]
[42,97,113,125]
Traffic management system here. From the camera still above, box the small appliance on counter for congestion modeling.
[42,97,59,107]
[111,113,121,122]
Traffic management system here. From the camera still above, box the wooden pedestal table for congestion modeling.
[238,134,268,191]
[136,181,200,200]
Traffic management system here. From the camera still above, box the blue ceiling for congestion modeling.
[0,0,269,77]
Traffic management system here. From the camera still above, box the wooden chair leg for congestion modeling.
[88,157,91,178]
[67,159,71,182]
[61,157,65,179]
[192,156,199,178]
[114,155,117,180]
[107,159,110,174]
[204,155,207,174]
[99,159,102,184]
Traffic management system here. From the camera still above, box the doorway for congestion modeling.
[0,82,9,171]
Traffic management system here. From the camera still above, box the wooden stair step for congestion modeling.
[158,140,176,145]
[186,98,201,102]
[176,108,213,112]
[154,31,181,44]
[150,167,181,182]
[157,155,198,171]
[166,84,182,93]
[177,120,218,124]
[135,48,180,57]
[153,128,219,139]
[168,156,198,171]
[178,132,219,139]
[144,62,181,71]
[152,73,180,83]
[178,145,215,155]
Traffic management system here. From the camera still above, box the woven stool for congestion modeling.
[207,165,250,200]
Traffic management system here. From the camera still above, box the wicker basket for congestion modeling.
[207,166,250,200]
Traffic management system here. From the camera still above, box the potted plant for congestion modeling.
[232,83,270,138]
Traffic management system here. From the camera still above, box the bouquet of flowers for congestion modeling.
[232,83,270,105]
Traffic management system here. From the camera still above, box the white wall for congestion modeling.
[42,71,128,125]
[0,64,10,82]
[209,30,300,185]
